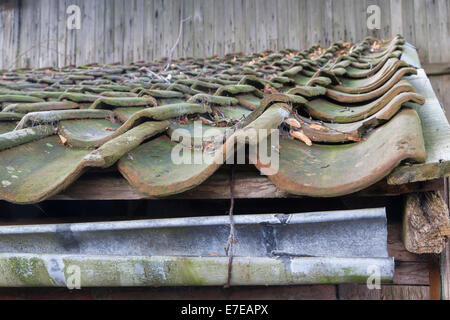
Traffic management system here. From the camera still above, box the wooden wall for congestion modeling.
[0,0,449,117]
[1,0,450,68]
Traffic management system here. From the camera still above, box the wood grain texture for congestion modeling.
[338,284,429,300]
[442,243,450,300]
[1,0,450,68]
[50,169,444,201]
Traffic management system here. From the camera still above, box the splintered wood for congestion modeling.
[403,191,450,254]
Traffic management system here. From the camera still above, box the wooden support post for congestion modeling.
[441,177,450,300]
[441,244,450,300]
[403,191,450,254]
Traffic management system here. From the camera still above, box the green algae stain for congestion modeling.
[8,257,54,286]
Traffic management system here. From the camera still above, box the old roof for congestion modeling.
[0,35,447,204]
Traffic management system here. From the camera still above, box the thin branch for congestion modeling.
[224,166,236,288]
[162,16,192,72]
[139,66,170,84]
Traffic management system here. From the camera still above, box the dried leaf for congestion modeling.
[290,129,312,146]
[59,135,67,145]
[284,118,302,129]
[348,136,361,142]
[309,123,329,131]
[263,83,279,94]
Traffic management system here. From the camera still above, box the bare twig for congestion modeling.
[224,166,236,288]
[139,66,170,84]
[162,16,192,72]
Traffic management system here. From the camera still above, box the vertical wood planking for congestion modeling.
[233,0,244,54]
[426,0,441,63]
[182,0,194,58]
[1,0,450,68]
[104,0,115,64]
[94,0,106,64]
[264,0,278,51]
[77,0,96,65]
[255,0,267,52]
[413,0,428,63]
[276,0,288,50]
[202,0,214,57]
[223,0,234,54]
[113,0,124,63]
[390,0,403,36]
[244,0,257,54]
[132,0,145,63]
[213,0,225,56]
[437,0,450,63]
[143,0,154,63]
[306,0,323,45]
[401,0,415,45]
[331,0,345,45]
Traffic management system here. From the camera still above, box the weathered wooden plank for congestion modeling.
[423,63,450,76]
[389,0,403,36]
[442,243,450,300]
[223,0,234,54]
[94,0,106,64]
[1,0,450,67]
[132,0,145,63]
[202,0,214,57]
[426,0,441,63]
[343,0,357,44]
[413,0,428,63]
[437,0,450,63]
[143,0,154,62]
[77,0,96,65]
[429,254,441,300]
[182,0,194,58]
[306,0,322,45]
[403,192,450,254]
[51,169,444,201]
[394,261,429,285]
[153,0,163,60]
[193,0,204,57]
[113,0,124,63]
[264,0,278,51]
[387,223,428,263]
[322,0,333,46]
[338,284,429,300]
[244,0,257,54]
[0,285,337,300]
[331,0,346,45]
[255,0,267,52]
[401,0,415,45]
[1,0,20,69]
[232,0,245,53]
[213,0,225,56]
[286,0,300,50]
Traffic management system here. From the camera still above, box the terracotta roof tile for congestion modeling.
[0,35,442,203]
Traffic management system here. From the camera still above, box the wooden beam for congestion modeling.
[441,244,450,300]
[423,63,450,77]
[338,284,429,300]
[403,191,450,254]
[50,169,444,201]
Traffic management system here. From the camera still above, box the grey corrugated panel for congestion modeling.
[0,208,394,287]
